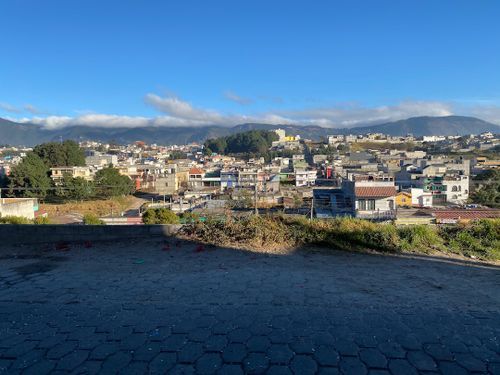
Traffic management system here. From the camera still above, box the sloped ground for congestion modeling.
[0,239,499,374]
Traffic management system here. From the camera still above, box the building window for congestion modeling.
[358,199,366,210]
[367,199,375,210]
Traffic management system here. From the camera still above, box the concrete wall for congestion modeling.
[0,199,36,220]
[0,224,183,245]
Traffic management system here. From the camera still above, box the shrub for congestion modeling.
[142,208,180,224]
[83,213,105,225]
[179,211,201,224]
[398,225,444,253]
[0,216,32,224]
[33,216,51,225]
[439,219,500,260]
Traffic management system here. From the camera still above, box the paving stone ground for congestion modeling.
[0,238,499,374]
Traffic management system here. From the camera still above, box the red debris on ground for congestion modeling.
[55,242,70,251]
[195,244,205,253]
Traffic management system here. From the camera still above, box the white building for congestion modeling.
[85,154,118,167]
[423,135,446,142]
[274,129,286,142]
[411,188,433,208]
[342,176,397,219]
[327,135,345,145]
[443,175,469,204]
[295,170,317,187]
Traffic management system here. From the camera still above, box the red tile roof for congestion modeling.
[433,210,500,220]
[189,168,204,175]
[355,186,396,198]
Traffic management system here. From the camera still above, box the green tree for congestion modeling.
[204,138,227,154]
[33,140,85,167]
[8,152,52,198]
[142,208,180,224]
[203,130,278,156]
[471,170,500,208]
[94,167,134,198]
[56,174,95,201]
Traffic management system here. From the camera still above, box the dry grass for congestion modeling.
[182,215,500,262]
[40,196,135,217]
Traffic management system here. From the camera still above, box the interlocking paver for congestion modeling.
[56,350,89,370]
[407,350,437,371]
[339,356,368,375]
[454,352,488,372]
[387,359,418,375]
[196,353,222,374]
[246,336,271,352]
[243,352,269,373]
[100,351,132,372]
[290,354,318,374]
[438,361,468,375]
[89,342,118,360]
[149,352,177,373]
[0,241,497,374]
[218,363,244,374]
[267,344,294,364]
[314,346,340,367]
[359,348,387,369]
[178,342,204,363]
[222,343,247,363]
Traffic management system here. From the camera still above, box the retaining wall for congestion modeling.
[0,224,183,245]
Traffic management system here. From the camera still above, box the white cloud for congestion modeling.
[0,102,47,115]
[224,91,253,105]
[276,101,453,127]
[0,102,22,113]
[145,93,226,123]
[465,105,500,125]
[9,92,500,130]
[23,104,43,115]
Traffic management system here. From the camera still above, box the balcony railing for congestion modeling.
[355,210,396,220]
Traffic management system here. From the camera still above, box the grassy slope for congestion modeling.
[182,216,500,262]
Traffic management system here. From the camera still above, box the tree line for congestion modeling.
[204,130,279,156]
[2,140,134,201]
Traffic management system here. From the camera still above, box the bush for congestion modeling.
[33,216,51,224]
[398,225,444,253]
[142,208,180,224]
[83,213,105,225]
[179,211,201,224]
[439,219,500,260]
[0,216,33,224]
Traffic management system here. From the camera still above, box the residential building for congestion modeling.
[50,166,93,184]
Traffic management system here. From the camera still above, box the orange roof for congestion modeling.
[189,167,204,175]
[355,186,396,198]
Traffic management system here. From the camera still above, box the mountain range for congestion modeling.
[0,115,498,146]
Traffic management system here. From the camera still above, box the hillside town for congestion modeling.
[0,128,499,225]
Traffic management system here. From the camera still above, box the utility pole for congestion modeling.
[310,196,314,220]
[254,175,258,215]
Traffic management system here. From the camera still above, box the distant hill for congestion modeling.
[340,116,500,137]
[0,115,498,146]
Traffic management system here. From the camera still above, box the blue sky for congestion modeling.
[1,0,500,128]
